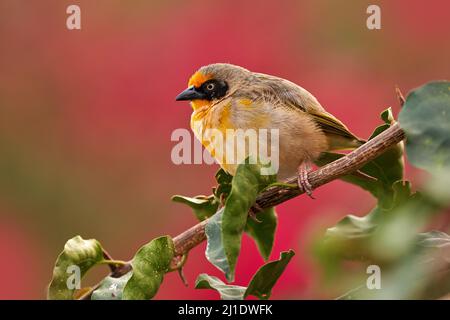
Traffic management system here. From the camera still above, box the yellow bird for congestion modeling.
[176,63,364,196]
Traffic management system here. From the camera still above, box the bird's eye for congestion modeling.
[206,83,215,91]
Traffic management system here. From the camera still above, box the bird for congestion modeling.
[176,63,364,197]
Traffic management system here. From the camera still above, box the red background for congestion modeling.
[0,0,449,299]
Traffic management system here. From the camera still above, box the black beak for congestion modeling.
[175,86,207,101]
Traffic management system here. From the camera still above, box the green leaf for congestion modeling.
[365,108,404,205]
[338,231,450,300]
[47,235,105,300]
[122,236,174,300]
[244,250,295,299]
[195,274,247,300]
[171,169,232,222]
[337,253,429,300]
[316,181,414,263]
[245,208,278,261]
[399,81,450,172]
[205,208,230,276]
[423,170,450,205]
[369,108,396,139]
[91,272,132,300]
[316,213,376,270]
[325,214,376,245]
[221,161,276,282]
[369,195,430,262]
[195,250,295,300]
[172,195,218,221]
[316,108,403,208]
[214,168,233,199]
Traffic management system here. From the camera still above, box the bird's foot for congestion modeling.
[297,163,315,199]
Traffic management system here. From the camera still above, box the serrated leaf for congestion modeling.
[91,272,132,300]
[399,81,450,172]
[122,236,174,300]
[221,160,276,282]
[47,235,105,300]
[172,195,218,221]
[245,208,277,261]
[195,274,247,300]
[244,250,295,299]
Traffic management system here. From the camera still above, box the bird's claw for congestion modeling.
[297,164,315,199]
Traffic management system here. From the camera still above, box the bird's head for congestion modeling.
[176,63,251,110]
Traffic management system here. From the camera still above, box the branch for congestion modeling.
[80,122,405,299]
[173,122,405,254]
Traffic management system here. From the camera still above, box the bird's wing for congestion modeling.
[308,110,360,141]
[291,101,365,150]
[253,74,364,147]
[271,82,359,139]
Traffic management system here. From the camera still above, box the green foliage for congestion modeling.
[221,161,276,282]
[338,231,450,300]
[314,109,407,268]
[245,250,295,299]
[204,208,230,276]
[316,107,404,208]
[122,236,174,300]
[48,80,450,300]
[48,235,174,300]
[245,208,278,261]
[203,162,276,282]
[171,169,230,222]
[47,236,105,300]
[175,167,278,265]
[315,81,450,299]
[316,181,414,264]
[195,250,295,300]
[91,272,132,300]
[172,195,218,221]
[214,168,233,199]
[195,274,247,300]
[399,81,450,172]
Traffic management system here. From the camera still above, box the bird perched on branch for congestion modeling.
[176,63,364,197]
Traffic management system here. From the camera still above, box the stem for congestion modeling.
[99,259,128,267]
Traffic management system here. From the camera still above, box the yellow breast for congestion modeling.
[190,98,276,174]
[190,100,235,171]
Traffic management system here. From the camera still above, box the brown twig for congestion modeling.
[79,122,405,299]
[395,86,406,107]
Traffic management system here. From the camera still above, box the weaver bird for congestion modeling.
[176,63,364,196]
